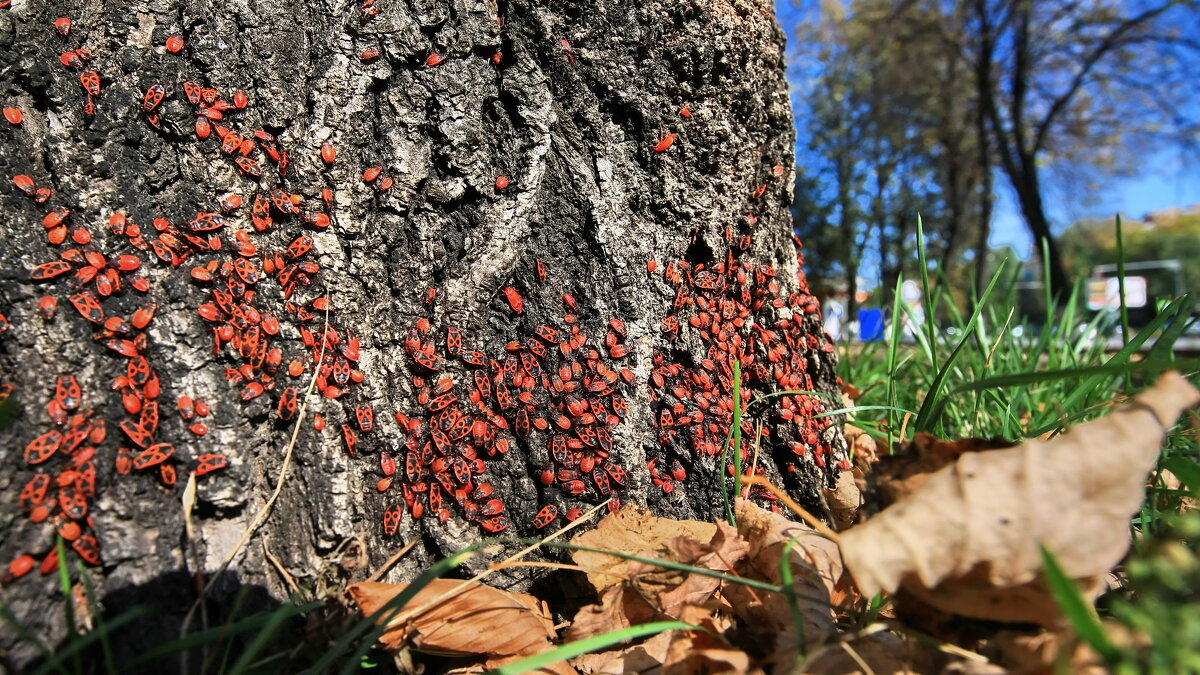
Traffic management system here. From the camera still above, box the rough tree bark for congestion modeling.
[0,0,845,666]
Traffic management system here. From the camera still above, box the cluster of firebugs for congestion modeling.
[0,10,835,585]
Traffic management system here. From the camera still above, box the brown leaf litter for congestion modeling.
[350,372,1198,674]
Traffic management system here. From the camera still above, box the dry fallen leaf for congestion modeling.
[839,371,1200,625]
[663,627,757,675]
[874,433,1013,507]
[626,520,749,615]
[801,628,937,675]
[825,469,863,530]
[567,511,747,642]
[570,504,717,592]
[568,630,675,675]
[565,583,660,642]
[730,500,842,643]
[349,579,563,665]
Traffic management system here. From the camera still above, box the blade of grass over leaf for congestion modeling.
[488,621,702,675]
[779,537,808,654]
[1161,456,1200,494]
[540,540,837,608]
[1039,545,1121,663]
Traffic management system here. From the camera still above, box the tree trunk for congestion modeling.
[973,99,994,293]
[1012,152,1070,295]
[0,0,845,665]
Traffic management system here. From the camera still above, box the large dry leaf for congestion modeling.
[874,433,1013,507]
[570,504,717,592]
[349,579,558,659]
[840,371,1200,625]
[663,628,757,675]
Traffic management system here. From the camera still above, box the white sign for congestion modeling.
[1087,276,1147,310]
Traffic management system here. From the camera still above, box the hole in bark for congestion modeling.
[683,234,714,266]
[668,348,694,368]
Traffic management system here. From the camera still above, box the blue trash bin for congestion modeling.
[858,308,884,342]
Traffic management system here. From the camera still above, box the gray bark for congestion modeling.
[0,0,845,666]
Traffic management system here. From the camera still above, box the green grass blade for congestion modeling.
[886,275,905,448]
[1039,545,1121,662]
[730,360,744,517]
[943,359,1200,394]
[1143,299,1194,365]
[488,621,702,675]
[53,537,82,675]
[227,596,312,675]
[1040,238,1053,323]
[125,603,319,669]
[916,215,937,364]
[778,538,806,654]
[1059,297,1188,413]
[813,405,918,420]
[216,584,255,675]
[1114,215,1131,388]
[914,258,1007,432]
[30,606,151,675]
[713,386,855,519]
[74,563,119,675]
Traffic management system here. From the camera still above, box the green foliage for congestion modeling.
[842,231,1200,673]
[1104,512,1200,674]
[1040,545,1121,663]
[839,247,1196,444]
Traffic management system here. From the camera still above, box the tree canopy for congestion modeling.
[790,0,1200,303]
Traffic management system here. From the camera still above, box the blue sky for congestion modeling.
[775,0,1200,262]
[990,153,1200,258]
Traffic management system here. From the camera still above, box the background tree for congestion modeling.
[791,0,1200,301]
[0,0,845,665]
[956,0,1200,295]
[791,0,993,312]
